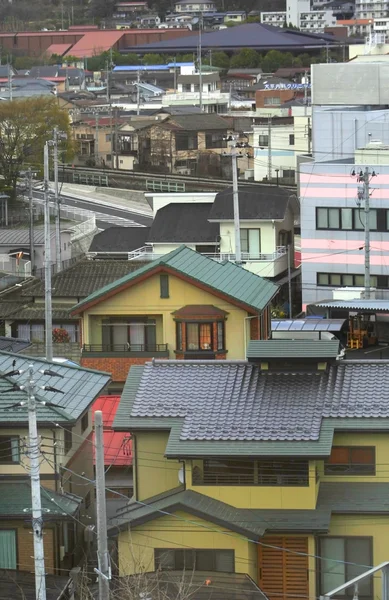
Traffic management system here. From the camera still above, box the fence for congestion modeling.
[0,255,31,278]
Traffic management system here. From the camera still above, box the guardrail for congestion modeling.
[0,255,31,278]
[127,246,288,262]
[146,180,185,192]
[83,343,168,353]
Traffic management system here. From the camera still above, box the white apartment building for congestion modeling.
[261,0,336,31]
[355,0,389,19]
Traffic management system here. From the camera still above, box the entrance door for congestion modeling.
[258,536,309,600]
[0,530,17,569]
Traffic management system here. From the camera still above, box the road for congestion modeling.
[32,190,153,229]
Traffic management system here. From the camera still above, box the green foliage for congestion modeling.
[0,98,73,198]
[209,51,230,70]
[230,48,260,69]
[142,53,165,65]
[13,56,44,70]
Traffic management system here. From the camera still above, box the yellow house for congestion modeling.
[0,351,110,575]
[110,347,389,600]
[71,245,279,386]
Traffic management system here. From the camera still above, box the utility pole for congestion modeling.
[106,59,110,103]
[53,127,61,273]
[8,64,12,101]
[267,117,272,182]
[136,69,140,116]
[95,410,110,600]
[27,364,47,600]
[303,69,308,114]
[44,143,53,362]
[363,166,371,299]
[27,168,35,275]
[95,113,99,166]
[198,17,203,112]
[307,117,312,154]
[287,244,292,318]
[232,149,241,264]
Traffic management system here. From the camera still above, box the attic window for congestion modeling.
[160,274,169,298]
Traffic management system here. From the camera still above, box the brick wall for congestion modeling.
[255,89,295,108]
[0,522,55,573]
[81,356,152,382]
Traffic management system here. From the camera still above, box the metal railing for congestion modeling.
[127,246,288,262]
[192,471,309,486]
[82,343,168,353]
[0,255,31,278]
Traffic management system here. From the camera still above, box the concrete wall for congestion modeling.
[312,62,389,105]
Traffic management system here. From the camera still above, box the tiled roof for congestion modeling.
[92,396,132,466]
[22,259,145,298]
[110,488,330,535]
[169,113,228,131]
[114,360,389,456]
[65,30,125,58]
[317,482,389,513]
[0,226,57,245]
[72,246,279,314]
[208,186,290,221]
[0,336,31,353]
[246,339,341,359]
[148,203,219,243]
[0,481,81,517]
[0,351,110,424]
[0,303,77,321]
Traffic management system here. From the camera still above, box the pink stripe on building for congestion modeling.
[301,252,387,265]
[300,186,389,199]
[300,173,389,185]
[302,239,389,251]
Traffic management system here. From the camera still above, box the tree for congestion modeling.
[142,53,165,65]
[0,97,73,198]
[89,0,116,18]
[209,51,230,70]
[230,48,260,69]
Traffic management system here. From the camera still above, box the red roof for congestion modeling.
[92,395,132,466]
[45,43,73,56]
[65,30,125,58]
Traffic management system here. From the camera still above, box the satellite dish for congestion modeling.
[178,467,184,484]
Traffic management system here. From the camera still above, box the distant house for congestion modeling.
[174,0,216,12]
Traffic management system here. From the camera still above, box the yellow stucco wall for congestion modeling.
[317,432,389,483]
[0,427,56,477]
[134,431,181,501]
[118,510,257,579]
[186,460,318,509]
[82,272,250,359]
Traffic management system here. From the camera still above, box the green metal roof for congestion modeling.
[247,339,341,359]
[0,481,81,518]
[72,246,279,315]
[0,350,110,424]
[108,488,330,536]
[317,482,389,513]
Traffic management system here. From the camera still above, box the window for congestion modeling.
[193,458,309,486]
[282,168,295,179]
[289,134,295,145]
[17,323,79,343]
[258,134,269,147]
[217,321,224,351]
[257,459,309,486]
[187,323,212,351]
[240,229,261,257]
[155,549,234,573]
[0,531,17,569]
[106,154,112,162]
[0,436,19,463]
[325,446,375,475]
[319,537,372,597]
[105,134,111,142]
[160,274,169,298]
[316,207,378,230]
[105,487,133,499]
[175,133,198,151]
[317,273,379,288]
[64,429,72,454]
[264,96,281,105]
[81,412,89,433]
[101,317,158,352]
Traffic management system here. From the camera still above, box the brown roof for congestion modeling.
[172,305,228,318]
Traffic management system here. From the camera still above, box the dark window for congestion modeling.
[105,487,133,499]
[175,133,198,151]
[240,229,261,256]
[160,274,169,298]
[81,412,89,433]
[317,273,380,288]
[217,321,224,351]
[200,459,255,484]
[325,446,375,475]
[85,491,91,509]
[319,537,372,597]
[193,458,309,486]
[155,549,234,572]
[282,168,295,179]
[0,436,19,463]
[289,134,295,145]
[258,134,269,146]
[205,132,227,149]
[64,429,72,454]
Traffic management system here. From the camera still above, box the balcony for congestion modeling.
[127,246,289,278]
[82,343,169,357]
[162,92,230,106]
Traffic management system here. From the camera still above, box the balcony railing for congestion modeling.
[82,343,168,353]
[127,246,288,262]
[192,471,309,486]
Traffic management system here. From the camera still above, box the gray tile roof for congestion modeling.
[169,113,228,131]
[317,482,389,513]
[0,226,56,245]
[109,488,330,536]
[0,350,110,424]
[72,246,279,315]
[247,339,341,359]
[208,186,290,221]
[89,227,150,253]
[148,203,219,244]
[114,360,389,457]
[0,336,31,353]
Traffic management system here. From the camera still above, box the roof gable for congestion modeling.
[209,186,290,221]
[71,246,279,315]
[148,203,218,244]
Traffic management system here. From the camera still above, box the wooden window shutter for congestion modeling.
[258,536,309,600]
